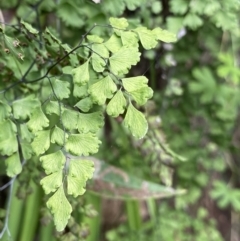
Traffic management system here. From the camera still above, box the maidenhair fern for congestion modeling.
[0,17,176,231]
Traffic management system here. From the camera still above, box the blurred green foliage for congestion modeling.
[1,0,240,240]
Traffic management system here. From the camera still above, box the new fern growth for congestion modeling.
[0,17,176,231]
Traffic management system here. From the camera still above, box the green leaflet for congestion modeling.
[21,142,33,160]
[40,150,65,175]
[40,170,63,194]
[183,13,203,30]
[73,84,88,98]
[65,133,101,156]
[67,159,94,197]
[72,60,90,85]
[21,20,39,34]
[92,44,109,58]
[46,186,72,232]
[170,0,188,14]
[123,0,144,11]
[87,35,104,43]
[122,76,149,91]
[57,2,84,28]
[0,119,17,141]
[5,152,22,177]
[91,53,106,72]
[88,75,117,105]
[62,109,78,130]
[109,47,140,75]
[152,27,177,43]
[0,136,18,156]
[122,76,153,105]
[189,67,217,103]
[27,106,49,132]
[109,17,129,35]
[104,34,122,53]
[20,124,34,142]
[121,31,139,48]
[91,44,109,72]
[12,96,40,120]
[74,97,93,112]
[51,126,68,146]
[51,79,70,100]
[102,0,125,16]
[77,111,104,133]
[123,103,148,139]
[45,101,61,116]
[134,27,158,50]
[106,90,126,117]
[31,130,50,155]
[0,101,11,121]
[128,88,153,106]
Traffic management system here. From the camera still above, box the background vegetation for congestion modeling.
[0,0,240,240]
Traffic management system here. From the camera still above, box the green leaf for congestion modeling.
[67,159,94,197]
[0,119,17,141]
[74,97,93,112]
[0,101,11,121]
[189,67,217,103]
[211,181,240,211]
[57,2,84,28]
[87,35,104,43]
[51,79,70,100]
[41,170,63,194]
[106,90,126,117]
[51,126,68,146]
[189,0,206,14]
[20,124,34,142]
[121,31,139,48]
[204,1,221,16]
[170,0,188,14]
[109,47,140,75]
[122,76,153,105]
[27,106,49,132]
[40,150,65,175]
[46,186,72,232]
[91,53,106,72]
[5,152,22,177]
[92,44,109,58]
[166,17,184,34]
[151,1,162,14]
[183,13,203,30]
[65,133,101,156]
[12,96,40,120]
[122,76,149,91]
[134,27,158,50]
[73,84,88,98]
[109,17,128,31]
[124,0,144,11]
[31,130,50,156]
[62,109,78,130]
[72,60,90,85]
[90,158,185,199]
[77,111,104,133]
[21,142,33,160]
[102,0,125,16]
[128,88,153,105]
[21,20,39,34]
[88,76,117,105]
[104,34,122,53]
[45,101,61,116]
[123,103,148,139]
[152,27,177,43]
[0,136,18,156]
